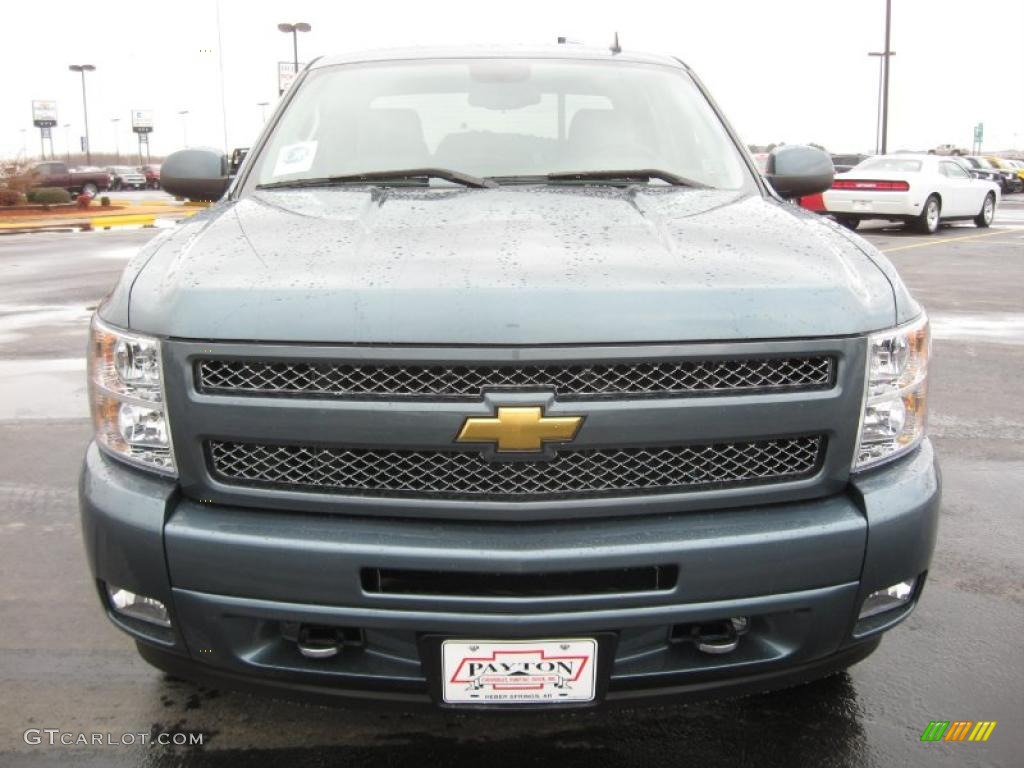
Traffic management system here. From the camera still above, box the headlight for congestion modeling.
[88,316,176,475]
[854,314,929,470]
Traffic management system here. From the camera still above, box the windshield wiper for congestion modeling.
[257,168,497,190]
[544,169,710,188]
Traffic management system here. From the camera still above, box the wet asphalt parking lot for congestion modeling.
[1,198,1022,767]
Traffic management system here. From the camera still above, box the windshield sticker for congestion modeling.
[272,141,318,177]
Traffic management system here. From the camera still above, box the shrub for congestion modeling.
[28,187,71,205]
[0,188,26,206]
[0,157,37,194]
[100,195,111,207]
[77,193,94,209]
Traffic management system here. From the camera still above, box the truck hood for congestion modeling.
[122,186,898,344]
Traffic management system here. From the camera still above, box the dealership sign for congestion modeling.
[32,100,58,127]
[278,61,305,96]
[131,109,154,134]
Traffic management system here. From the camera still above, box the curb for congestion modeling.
[0,210,195,235]
[90,214,157,228]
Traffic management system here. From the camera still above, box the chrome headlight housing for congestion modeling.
[854,314,930,470]
[88,316,176,475]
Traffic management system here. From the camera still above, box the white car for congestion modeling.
[822,154,1000,234]
[105,166,148,191]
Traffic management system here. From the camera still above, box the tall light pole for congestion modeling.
[111,117,121,162]
[277,22,311,75]
[868,51,895,154]
[178,110,190,148]
[69,64,96,164]
[63,123,71,163]
[19,128,27,157]
[257,101,270,123]
[879,0,893,154]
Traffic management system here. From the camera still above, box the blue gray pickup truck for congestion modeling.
[80,46,939,708]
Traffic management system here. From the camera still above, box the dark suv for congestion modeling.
[80,46,939,709]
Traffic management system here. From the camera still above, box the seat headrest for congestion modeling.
[355,108,429,169]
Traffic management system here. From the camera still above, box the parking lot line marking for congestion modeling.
[881,230,1008,254]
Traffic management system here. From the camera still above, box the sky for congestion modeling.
[2,0,1022,161]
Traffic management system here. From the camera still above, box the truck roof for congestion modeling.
[312,45,690,71]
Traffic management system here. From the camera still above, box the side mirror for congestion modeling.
[765,145,834,199]
[161,148,230,202]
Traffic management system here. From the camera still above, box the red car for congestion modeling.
[798,192,827,213]
[140,165,161,189]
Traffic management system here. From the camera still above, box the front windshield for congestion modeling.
[249,58,751,190]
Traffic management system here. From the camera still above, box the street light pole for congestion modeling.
[68,64,96,164]
[178,110,190,148]
[257,101,270,123]
[111,117,121,163]
[880,0,893,155]
[867,51,894,155]
[63,123,71,163]
[277,22,311,76]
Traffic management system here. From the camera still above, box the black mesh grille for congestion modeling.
[208,436,824,500]
[197,356,834,399]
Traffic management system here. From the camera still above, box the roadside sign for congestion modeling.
[32,100,58,127]
[40,126,52,140]
[278,61,305,96]
[973,123,984,143]
[80,136,88,152]
[131,109,154,134]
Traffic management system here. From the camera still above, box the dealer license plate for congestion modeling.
[441,638,598,704]
[852,199,874,212]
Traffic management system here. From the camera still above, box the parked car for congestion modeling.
[960,156,1007,189]
[229,147,250,176]
[830,153,869,174]
[1006,159,1024,187]
[29,161,111,197]
[105,166,148,191]
[823,154,999,233]
[140,164,161,189]
[83,45,940,709]
[928,144,966,156]
[798,154,869,213]
[984,157,1024,193]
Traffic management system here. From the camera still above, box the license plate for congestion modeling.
[852,200,873,212]
[441,638,598,704]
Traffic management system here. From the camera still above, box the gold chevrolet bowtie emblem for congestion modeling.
[456,406,584,452]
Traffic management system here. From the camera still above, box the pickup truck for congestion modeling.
[929,144,967,157]
[80,45,939,709]
[30,161,111,196]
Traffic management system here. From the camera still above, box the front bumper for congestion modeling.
[79,439,940,708]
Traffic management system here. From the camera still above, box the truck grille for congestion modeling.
[208,436,824,499]
[197,355,834,399]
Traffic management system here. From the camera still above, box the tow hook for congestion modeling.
[296,624,343,659]
[675,617,750,655]
[282,622,363,659]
